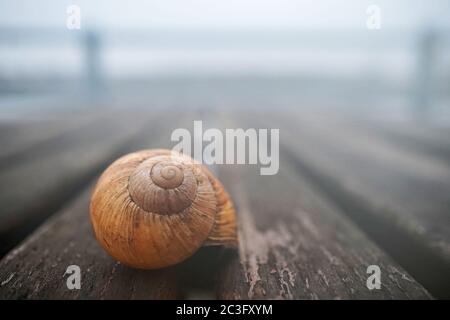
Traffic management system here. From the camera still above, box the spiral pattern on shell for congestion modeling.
[90,149,237,269]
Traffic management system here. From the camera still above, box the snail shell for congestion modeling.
[90,149,237,269]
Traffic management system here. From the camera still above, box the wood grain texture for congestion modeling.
[358,117,450,165]
[215,113,431,299]
[0,112,151,255]
[0,185,180,299]
[0,111,200,299]
[0,113,101,169]
[0,109,439,299]
[250,109,450,298]
[285,110,450,261]
[279,110,450,260]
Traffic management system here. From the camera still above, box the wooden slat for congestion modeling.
[0,110,199,299]
[0,114,97,168]
[214,113,431,299]
[276,111,450,258]
[355,117,450,164]
[258,109,450,298]
[1,109,436,299]
[0,111,149,255]
[0,185,180,299]
[0,119,68,160]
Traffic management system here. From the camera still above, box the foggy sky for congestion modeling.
[1,0,449,30]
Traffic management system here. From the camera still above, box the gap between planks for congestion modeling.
[212,112,431,299]
[264,110,450,299]
[0,110,214,299]
[0,112,152,255]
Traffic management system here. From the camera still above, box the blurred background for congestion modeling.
[0,0,450,299]
[0,0,449,120]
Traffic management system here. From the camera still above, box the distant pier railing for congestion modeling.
[0,27,449,115]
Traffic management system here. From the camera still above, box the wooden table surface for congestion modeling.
[0,106,449,299]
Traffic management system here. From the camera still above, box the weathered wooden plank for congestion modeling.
[276,111,450,258]
[0,110,198,299]
[0,118,74,157]
[0,114,97,168]
[258,110,450,298]
[354,117,450,164]
[0,184,180,299]
[214,113,431,299]
[0,112,150,255]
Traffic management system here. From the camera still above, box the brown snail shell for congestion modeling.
[89,149,237,269]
